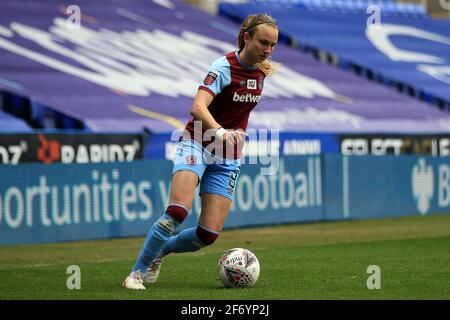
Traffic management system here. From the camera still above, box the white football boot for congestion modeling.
[122,271,146,290]
[143,258,163,284]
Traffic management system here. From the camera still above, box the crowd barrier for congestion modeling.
[1,154,449,245]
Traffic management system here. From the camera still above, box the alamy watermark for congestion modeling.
[66,265,81,289]
[366,5,381,30]
[366,265,381,290]
[169,122,280,176]
[66,5,81,30]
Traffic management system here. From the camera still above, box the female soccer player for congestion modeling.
[123,13,279,289]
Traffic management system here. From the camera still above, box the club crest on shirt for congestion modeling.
[185,155,197,166]
[258,76,264,90]
[247,79,257,90]
[203,71,218,86]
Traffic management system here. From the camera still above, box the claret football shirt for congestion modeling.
[184,50,266,157]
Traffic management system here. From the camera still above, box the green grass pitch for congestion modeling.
[1,214,450,300]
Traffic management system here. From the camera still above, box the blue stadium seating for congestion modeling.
[0,109,32,132]
[219,1,450,108]
[229,0,427,16]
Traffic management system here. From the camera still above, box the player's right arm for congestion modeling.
[190,89,219,131]
[190,89,246,145]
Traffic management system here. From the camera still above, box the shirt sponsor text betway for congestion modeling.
[233,92,261,103]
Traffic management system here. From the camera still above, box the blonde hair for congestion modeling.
[238,14,279,76]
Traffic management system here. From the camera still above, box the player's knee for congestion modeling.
[166,203,189,223]
[196,224,219,246]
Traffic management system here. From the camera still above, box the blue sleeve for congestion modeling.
[199,56,231,96]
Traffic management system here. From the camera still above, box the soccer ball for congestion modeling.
[217,248,260,288]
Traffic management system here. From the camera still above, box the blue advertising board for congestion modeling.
[0,156,323,245]
[324,155,450,220]
[0,161,171,244]
[1,155,450,245]
[144,132,340,160]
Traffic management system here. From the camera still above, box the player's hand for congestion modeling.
[223,129,247,145]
